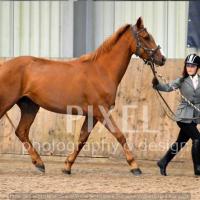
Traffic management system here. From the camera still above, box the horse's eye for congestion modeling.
[144,34,150,40]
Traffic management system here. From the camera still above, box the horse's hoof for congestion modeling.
[35,164,45,173]
[130,168,142,176]
[157,161,167,176]
[62,169,71,175]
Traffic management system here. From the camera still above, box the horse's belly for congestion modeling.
[25,82,85,114]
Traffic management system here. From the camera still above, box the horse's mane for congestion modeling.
[80,24,131,62]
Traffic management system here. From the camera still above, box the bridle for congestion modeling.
[130,25,177,120]
[131,25,161,65]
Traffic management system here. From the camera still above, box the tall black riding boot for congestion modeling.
[157,143,179,176]
[191,139,200,176]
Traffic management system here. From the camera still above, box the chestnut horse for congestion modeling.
[0,17,165,175]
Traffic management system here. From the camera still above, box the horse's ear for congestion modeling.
[136,17,144,29]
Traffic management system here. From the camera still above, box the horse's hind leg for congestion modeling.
[62,116,97,174]
[15,97,45,172]
[0,106,12,120]
[0,98,18,119]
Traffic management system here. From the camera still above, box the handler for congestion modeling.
[152,53,200,176]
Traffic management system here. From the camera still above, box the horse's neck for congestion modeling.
[97,33,133,85]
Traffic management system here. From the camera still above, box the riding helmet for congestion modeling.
[185,53,200,67]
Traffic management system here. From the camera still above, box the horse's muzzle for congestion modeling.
[155,56,166,66]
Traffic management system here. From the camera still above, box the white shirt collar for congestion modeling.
[189,74,199,89]
[190,74,198,80]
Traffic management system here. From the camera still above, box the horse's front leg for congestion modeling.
[97,109,142,176]
[62,115,97,174]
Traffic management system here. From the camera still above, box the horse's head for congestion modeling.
[130,17,166,66]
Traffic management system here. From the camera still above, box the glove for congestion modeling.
[152,77,159,87]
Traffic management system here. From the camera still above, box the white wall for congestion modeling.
[0,1,74,58]
[0,1,198,58]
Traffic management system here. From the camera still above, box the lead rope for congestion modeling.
[157,73,200,114]
[148,61,200,121]
[148,62,177,121]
